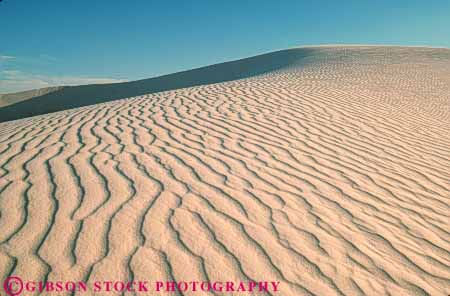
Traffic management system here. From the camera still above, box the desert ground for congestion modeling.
[0,46,449,295]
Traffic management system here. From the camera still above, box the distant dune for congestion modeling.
[0,46,449,296]
[0,86,64,108]
[0,48,315,123]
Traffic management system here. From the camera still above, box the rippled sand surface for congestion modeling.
[0,46,449,295]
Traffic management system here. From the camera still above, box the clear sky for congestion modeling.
[1,0,449,93]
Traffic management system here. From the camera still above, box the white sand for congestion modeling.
[0,46,449,295]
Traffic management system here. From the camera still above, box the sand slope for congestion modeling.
[0,46,449,296]
[0,87,63,108]
[0,48,314,123]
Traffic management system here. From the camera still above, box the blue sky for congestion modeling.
[1,0,449,93]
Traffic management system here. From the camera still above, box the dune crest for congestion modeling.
[0,46,449,295]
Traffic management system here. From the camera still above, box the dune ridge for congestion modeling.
[0,46,449,295]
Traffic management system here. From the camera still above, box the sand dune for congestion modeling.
[0,87,63,108]
[0,46,449,296]
[0,48,314,123]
